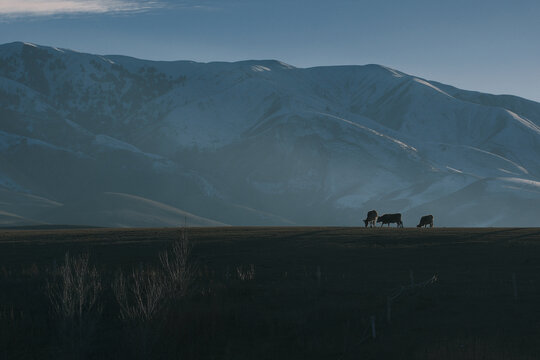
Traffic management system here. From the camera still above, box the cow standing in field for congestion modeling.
[363,210,378,228]
[417,215,434,228]
[377,213,403,228]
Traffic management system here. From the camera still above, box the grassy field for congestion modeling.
[1,226,540,359]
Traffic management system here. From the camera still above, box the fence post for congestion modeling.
[409,269,415,286]
[512,273,518,300]
[370,315,376,339]
[386,296,392,324]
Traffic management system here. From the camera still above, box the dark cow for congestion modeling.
[417,215,434,228]
[377,213,403,228]
[363,210,378,228]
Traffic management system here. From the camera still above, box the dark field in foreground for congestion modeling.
[1,227,540,359]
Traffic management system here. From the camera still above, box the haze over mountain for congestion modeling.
[1,41,539,227]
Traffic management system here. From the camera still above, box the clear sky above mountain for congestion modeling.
[0,0,538,102]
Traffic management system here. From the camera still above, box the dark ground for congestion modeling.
[1,226,540,359]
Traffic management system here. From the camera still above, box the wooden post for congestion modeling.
[387,296,392,323]
[370,315,376,339]
[409,269,415,286]
[512,273,518,300]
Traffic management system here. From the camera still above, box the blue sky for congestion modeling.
[1,0,539,102]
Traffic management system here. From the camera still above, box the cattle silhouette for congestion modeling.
[377,213,403,228]
[417,215,434,228]
[363,210,378,227]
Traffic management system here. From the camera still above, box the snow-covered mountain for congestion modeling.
[1,41,539,227]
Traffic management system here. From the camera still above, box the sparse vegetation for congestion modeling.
[46,252,102,359]
[47,252,102,322]
[113,267,165,323]
[0,227,539,359]
[112,267,166,359]
[110,229,195,359]
[159,227,195,300]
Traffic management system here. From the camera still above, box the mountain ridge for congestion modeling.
[1,41,539,227]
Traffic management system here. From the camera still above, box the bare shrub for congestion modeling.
[112,267,166,323]
[46,252,102,359]
[112,267,167,359]
[159,227,196,299]
[236,264,255,281]
[47,252,102,323]
[110,228,197,358]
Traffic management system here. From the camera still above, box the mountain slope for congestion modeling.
[0,41,539,226]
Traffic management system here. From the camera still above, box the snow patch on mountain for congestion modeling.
[0,174,26,193]
[506,109,540,134]
[413,78,452,98]
[312,111,418,154]
[490,177,540,196]
[0,130,89,158]
[419,143,530,178]
[93,135,165,160]
[251,65,271,72]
